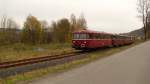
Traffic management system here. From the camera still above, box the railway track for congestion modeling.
[0,51,85,69]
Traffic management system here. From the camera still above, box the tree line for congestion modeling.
[0,14,87,45]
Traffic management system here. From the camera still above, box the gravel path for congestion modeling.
[28,41,150,84]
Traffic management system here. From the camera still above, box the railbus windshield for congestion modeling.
[73,33,89,39]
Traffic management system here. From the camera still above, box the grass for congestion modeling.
[0,41,144,84]
[0,43,73,62]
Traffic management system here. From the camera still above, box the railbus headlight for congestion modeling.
[73,41,76,43]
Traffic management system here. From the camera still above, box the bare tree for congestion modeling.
[0,15,8,28]
[0,15,20,44]
[22,15,43,44]
[76,13,87,30]
[137,0,150,40]
[40,20,49,29]
[7,18,19,29]
[0,15,19,29]
[70,14,77,32]
[51,18,71,43]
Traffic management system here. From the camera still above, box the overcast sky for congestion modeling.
[0,0,142,33]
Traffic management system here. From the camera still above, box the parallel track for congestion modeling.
[0,51,85,69]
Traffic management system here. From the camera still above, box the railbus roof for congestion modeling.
[73,30,113,35]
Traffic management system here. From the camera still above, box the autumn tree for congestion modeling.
[22,15,43,44]
[40,20,52,43]
[51,21,58,42]
[137,0,150,40]
[52,18,71,43]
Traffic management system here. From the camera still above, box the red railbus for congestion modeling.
[72,30,134,50]
[72,30,113,50]
[112,35,134,46]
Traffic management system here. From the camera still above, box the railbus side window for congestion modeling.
[100,34,102,39]
[89,34,94,39]
[93,34,97,39]
[98,34,101,39]
[102,34,105,39]
[105,34,108,39]
[103,34,106,39]
[95,34,99,39]
[86,34,89,39]
[105,34,109,39]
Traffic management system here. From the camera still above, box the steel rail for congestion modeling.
[0,51,84,69]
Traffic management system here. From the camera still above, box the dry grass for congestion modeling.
[0,43,73,62]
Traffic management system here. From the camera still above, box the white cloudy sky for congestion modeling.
[0,0,142,33]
